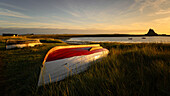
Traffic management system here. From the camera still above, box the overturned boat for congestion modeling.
[38,44,109,86]
[6,39,42,49]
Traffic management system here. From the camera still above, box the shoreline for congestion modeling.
[8,34,170,39]
[65,40,170,45]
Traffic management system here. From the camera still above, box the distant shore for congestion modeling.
[13,34,169,41]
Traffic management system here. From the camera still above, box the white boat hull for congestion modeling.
[38,45,109,86]
[6,43,42,49]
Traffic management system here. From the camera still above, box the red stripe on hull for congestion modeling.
[46,47,107,62]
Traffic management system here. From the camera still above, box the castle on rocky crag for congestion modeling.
[145,29,158,36]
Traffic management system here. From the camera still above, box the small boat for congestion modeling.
[38,44,109,86]
[6,39,42,49]
[128,38,133,40]
[142,37,146,39]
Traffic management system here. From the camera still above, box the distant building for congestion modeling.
[145,29,158,36]
[2,33,18,37]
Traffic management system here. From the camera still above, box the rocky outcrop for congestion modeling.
[145,29,158,36]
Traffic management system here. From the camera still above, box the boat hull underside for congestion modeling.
[38,50,108,86]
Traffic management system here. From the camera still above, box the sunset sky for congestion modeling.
[0,0,170,34]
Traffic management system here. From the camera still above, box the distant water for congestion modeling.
[67,36,170,43]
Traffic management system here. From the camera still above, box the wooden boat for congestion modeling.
[128,38,133,40]
[38,44,109,86]
[6,39,42,49]
[142,37,146,39]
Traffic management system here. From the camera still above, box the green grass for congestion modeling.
[0,37,170,96]
[0,37,68,96]
[35,43,170,96]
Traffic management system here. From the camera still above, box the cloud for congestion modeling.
[52,16,85,24]
[0,19,86,29]
[0,2,26,11]
[148,8,170,16]
[0,8,31,18]
[0,19,142,31]
[64,10,81,17]
[153,16,170,23]
[134,0,167,12]
[155,9,170,15]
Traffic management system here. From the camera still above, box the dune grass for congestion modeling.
[35,43,170,96]
[0,37,169,96]
[0,37,68,96]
